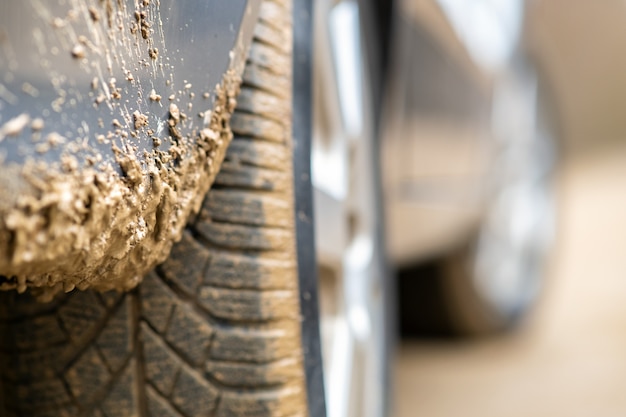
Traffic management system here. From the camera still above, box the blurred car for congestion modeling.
[385,0,557,334]
[0,0,556,416]
[311,0,557,415]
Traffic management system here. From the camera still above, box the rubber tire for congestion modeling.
[0,1,309,416]
[399,237,546,338]
[399,77,558,339]
[440,243,530,336]
[397,252,512,338]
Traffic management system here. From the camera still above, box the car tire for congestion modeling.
[399,66,557,338]
[0,1,311,416]
[441,69,558,337]
[399,185,554,337]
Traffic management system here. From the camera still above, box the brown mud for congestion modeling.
[0,0,254,298]
[0,73,240,299]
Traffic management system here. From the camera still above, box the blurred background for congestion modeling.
[391,0,626,416]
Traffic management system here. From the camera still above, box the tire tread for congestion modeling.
[0,1,305,415]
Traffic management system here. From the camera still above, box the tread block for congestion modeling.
[0,344,66,381]
[231,113,285,143]
[225,137,289,170]
[2,314,67,350]
[0,290,66,321]
[210,325,300,363]
[243,65,289,99]
[203,190,291,228]
[159,232,210,295]
[198,287,298,321]
[214,164,288,192]
[140,272,177,334]
[58,291,105,341]
[195,222,291,252]
[146,386,183,417]
[3,378,73,411]
[206,357,302,387]
[170,366,219,417]
[247,38,290,77]
[64,345,111,404]
[254,19,290,54]
[203,252,296,290]
[100,360,140,417]
[259,1,289,29]
[217,387,304,417]
[141,323,182,397]
[96,297,133,373]
[164,303,213,366]
[237,88,289,122]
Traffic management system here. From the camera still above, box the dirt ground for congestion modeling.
[393,144,626,417]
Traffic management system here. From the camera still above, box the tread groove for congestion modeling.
[81,350,135,416]
[230,106,287,128]
[132,291,149,417]
[139,321,233,404]
[140,316,202,374]
[0,295,70,324]
[144,274,215,367]
[59,296,126,375]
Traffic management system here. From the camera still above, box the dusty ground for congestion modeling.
[393,145,626,417]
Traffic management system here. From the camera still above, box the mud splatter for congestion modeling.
[0,113,31,141]
[0,0,259,297]
[0,71,241,298]
[31,118,45,131]
[88,6,100,22]
[71,43,86,58]
[148,88,161,102]
[46,132,66,147]
[132,110,148,130]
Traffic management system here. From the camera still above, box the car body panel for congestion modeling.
[382,0,543,266]
[383,0,493,265]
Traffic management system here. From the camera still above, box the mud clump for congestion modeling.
[31,118,45,131]
[148,89,161,102]
[132,111,148,130]
[71,44,86,58]
[0,114,31,141]
[0,72,242,299]
[168,103,180,125]
[88,6,100,22]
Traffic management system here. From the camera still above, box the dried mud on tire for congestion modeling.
[0,0,308,416]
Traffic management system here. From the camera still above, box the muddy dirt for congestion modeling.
[0,72,240,299]
[0,0,256,298]
[0,114,31,141]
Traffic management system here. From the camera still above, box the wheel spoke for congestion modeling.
[312,1,386,417]
[314,187,347,266]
